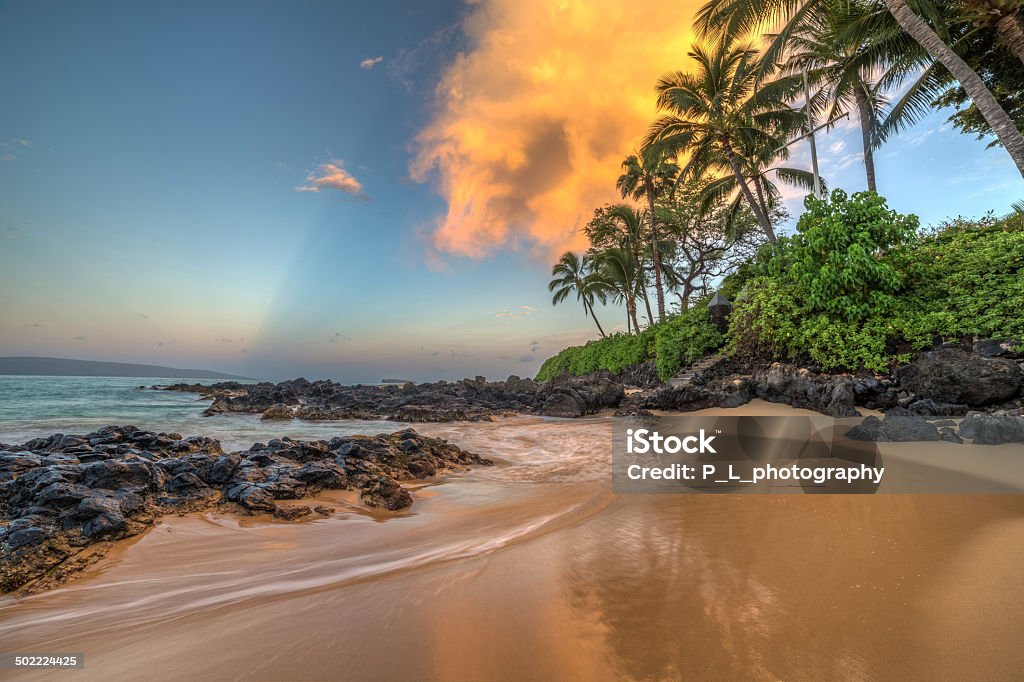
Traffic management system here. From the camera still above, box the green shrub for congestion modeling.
[726,276,803,359]
[535,329,656,381]
[901,223,1024,340]
[540,195,1021,379]
[535,307,725,382]
[654,307,724,380]
[789,190,918,321]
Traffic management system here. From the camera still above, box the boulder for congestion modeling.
[958,414,1024,444]
[260,404,293,421]
[751,363,859,417]
[896,348,1023,406]
[539,391,586,418]
[880,414,942,442]
[361,477,413,511]
[846,414,942,442]
[973,339,1021,358]
[273,505,312,521]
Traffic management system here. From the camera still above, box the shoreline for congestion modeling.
[4,398,1023,597]
[2,403,1023,679]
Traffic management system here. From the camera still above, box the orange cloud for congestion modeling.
[411,0,700,259]
[297,161,366,197]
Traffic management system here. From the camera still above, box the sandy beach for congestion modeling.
[2,401,1023,681]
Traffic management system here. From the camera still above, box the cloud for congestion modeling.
[296,161,367,198]
[360,56,384,70]
[329,332,351,344]
[410,0,701,260]
[519,305,537,315]
[2,154,15,162]
[24,322,42,328]
[3,226,23,239]
[529,339,540,352]
[72,336,86,341]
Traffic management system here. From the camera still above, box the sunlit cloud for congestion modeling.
[360,56,384,70]
[296,160,367,197]
[411,0,701,260]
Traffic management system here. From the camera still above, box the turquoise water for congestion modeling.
[0,376,403,451]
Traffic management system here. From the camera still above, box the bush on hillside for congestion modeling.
[788,190,918,321]
[535,329,656,382]
[539,194,1022,380]
[654,306,724,380]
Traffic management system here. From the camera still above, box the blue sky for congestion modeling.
[1,0,1021,382]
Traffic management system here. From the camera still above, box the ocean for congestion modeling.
[0,375,402,451]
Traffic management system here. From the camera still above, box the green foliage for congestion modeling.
[542,192,1022,380]
[654,307,724,380]
[726,196,1022,373]
[726,276,803,358]
[788,190,918,321]
[535,330,656,382]
[535,306,725,382]
[901,221,1024,340]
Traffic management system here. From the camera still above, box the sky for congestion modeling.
[1,0,1021,383]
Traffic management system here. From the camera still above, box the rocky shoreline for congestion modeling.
[160,341,1024,422]
[161,372,626,421]
[0,426,489,593]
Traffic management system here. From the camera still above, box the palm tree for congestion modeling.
[595,247,642,333]
[616,149,679,322]
[548,252,609,337]
[882,0,1024,176]
[696,0,1024,178]
[645,40,805,243]
[784,0,906,191]
[606,204,656,324]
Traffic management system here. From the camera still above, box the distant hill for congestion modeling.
[0,357,253,380]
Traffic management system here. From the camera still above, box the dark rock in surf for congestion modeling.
[0,425,489,593]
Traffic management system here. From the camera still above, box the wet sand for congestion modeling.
[2,401,1024,681]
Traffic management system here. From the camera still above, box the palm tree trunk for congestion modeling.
[626,296,640,334]
[584,299,607,338]
[994,10,1024,67]
[753,177,771,222]
[854,84,878,193]
[723,141,776,242]
[641,288,654,326]
[646,188,666,322]
[884,0,1024,178]
[638,268,655,325]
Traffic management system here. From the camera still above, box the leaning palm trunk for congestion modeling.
[723,140,777,242]
[854,84,878,192]
[884,0,1024,178]
[995,11,1024,67]
[646,188,666,322]
[584,299,607,338]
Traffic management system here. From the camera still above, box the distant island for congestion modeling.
[0,356,253,380]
